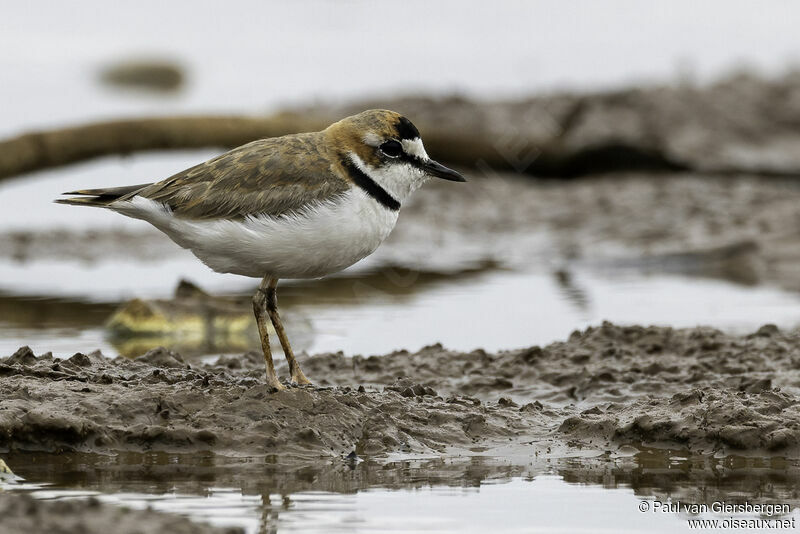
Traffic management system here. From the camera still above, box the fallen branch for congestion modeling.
[0,113,515,182]
[0,114,327,182]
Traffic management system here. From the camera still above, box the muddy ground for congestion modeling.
[2,321,800,459]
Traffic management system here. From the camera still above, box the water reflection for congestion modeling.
[3,451,799,533]
[0,292,115,330]
[552,268,590,312]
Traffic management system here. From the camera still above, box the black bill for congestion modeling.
[422,159,467,182]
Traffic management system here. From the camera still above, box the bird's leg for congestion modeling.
[266,278,312,385]
[253,276,284,390]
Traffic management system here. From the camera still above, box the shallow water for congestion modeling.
[2,264,799,359]
[3,451,799,533]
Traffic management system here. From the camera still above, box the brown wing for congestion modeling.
[128,132,349,220]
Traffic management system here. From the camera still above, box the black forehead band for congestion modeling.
[395,116,420,140]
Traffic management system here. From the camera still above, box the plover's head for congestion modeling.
[326,109,466,205]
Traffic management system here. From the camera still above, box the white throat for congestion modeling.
[348,152,429,204]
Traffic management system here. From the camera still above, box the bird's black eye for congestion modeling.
[379,140,403,158]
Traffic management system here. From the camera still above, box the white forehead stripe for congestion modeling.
[363,132,382,147]
[401,137,428,160]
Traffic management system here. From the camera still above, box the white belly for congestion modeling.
[112,189,399,278]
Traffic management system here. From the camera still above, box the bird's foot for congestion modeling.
[264,374,285,392]
[290,369,312,386]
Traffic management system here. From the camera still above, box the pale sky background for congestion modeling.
[1,0,799,135]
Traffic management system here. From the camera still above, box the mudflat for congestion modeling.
[2,321,798,459]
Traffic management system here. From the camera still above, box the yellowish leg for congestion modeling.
[253,277,284,390]
[266,278,312,385]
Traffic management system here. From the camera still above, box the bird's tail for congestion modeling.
[55,183,152,207]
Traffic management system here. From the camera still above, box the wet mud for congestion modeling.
[0,346,537,458]
[3,322,800,459]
